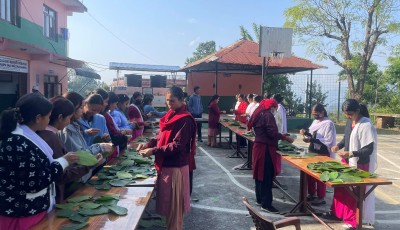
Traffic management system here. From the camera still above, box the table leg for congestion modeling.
[235,141,252,170]
[356,185,365,230]
[218,123,222,146]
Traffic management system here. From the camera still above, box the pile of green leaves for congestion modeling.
[278,140,302,154]
[243,131,255,137]
[57,194,127,230]
[88,150,155,190]
[229,121,241,126]
[307,161,377,183]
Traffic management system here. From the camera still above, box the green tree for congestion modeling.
[305,81,328,109]
[338,54,384,108]
[285,0,400,100]
[185,41,216,65]
[68,66,108,95]
[264,74,304,116]
[379,45,400,113]
[239,23,261,43]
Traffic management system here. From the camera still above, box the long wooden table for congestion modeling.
[219,120,249,161]
[33,130,159,230]
[32,186,154,230]
[282,155,392,230]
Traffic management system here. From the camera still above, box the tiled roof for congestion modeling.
[182,39,323,71]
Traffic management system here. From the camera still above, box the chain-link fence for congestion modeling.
[288,73,348,123]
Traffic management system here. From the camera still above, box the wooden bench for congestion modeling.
[370,113,400,128]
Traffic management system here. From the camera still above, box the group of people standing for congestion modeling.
[216,90,377,229]
[299,100,377,230]
[0,84,378,230]
[0,89,173,230]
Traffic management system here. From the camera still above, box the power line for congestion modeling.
[86,11,160,64]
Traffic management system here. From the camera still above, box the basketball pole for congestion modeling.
[261,56,271,98]
[261,57,266,96]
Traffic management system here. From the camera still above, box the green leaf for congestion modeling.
[116,171,133,179]
[55,203,79,209]
[109,179,131,187]
[95,184,112,190]
[338,174,363,182]
[329,172,339,180]
[95,199,118,206]
[351,171,372,178]
[108,205,128,216]
[120,160,135,167]
[87,179,104,185]
[57,209,75,218]
[68,195,92,203]
[68,213,89,223]
[332,179,344,183]
[132,156,153,165]
[80,202,101,209]
[76,150,98,166]
[95,194,120,201]
[320,171,330,182]
[79,206,109,216]
[60,222,88,230]
[134,174,149,179]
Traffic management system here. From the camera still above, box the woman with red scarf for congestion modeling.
[138,86,196,230]
[248,99,293,213]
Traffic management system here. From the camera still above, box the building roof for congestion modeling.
[74,68,101,80]
[60,0,87,13]
[109,62,181,72]
[181,40,323,75]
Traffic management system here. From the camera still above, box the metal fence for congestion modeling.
[288,73,348,123]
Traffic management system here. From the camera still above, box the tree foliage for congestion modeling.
[185,41,216,65]
[338,54,384,109]
[379,45,400,113]
[239,23,260,43]
[264,74,304,116]
[305,81,328,109]
[284,0,400,100]
[68,65,109,96]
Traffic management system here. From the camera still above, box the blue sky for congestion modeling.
[68,0,391,84]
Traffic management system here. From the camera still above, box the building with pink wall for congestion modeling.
[0,0,86,111]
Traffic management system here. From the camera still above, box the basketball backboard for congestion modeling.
[259,27,293,59]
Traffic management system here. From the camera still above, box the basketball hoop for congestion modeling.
[270,52,284,64]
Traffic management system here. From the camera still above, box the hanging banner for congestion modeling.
[0,55,28,73]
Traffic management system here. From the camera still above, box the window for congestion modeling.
[0,0,18,25]
[44,75,61,98]
[43,5,57,41]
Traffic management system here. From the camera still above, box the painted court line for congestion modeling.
[198,146,254,194]
[377,153,400,171]
[199,146,295,205]
[381,168,400,174]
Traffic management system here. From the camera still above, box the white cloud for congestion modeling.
[188,18,198,24]
[189,37,200,46]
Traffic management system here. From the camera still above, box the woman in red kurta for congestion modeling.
[138,87,196,230]
[248,99,293,213]
[232,94,248,123]
[207,95,226,147]
[231,94,248,148]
